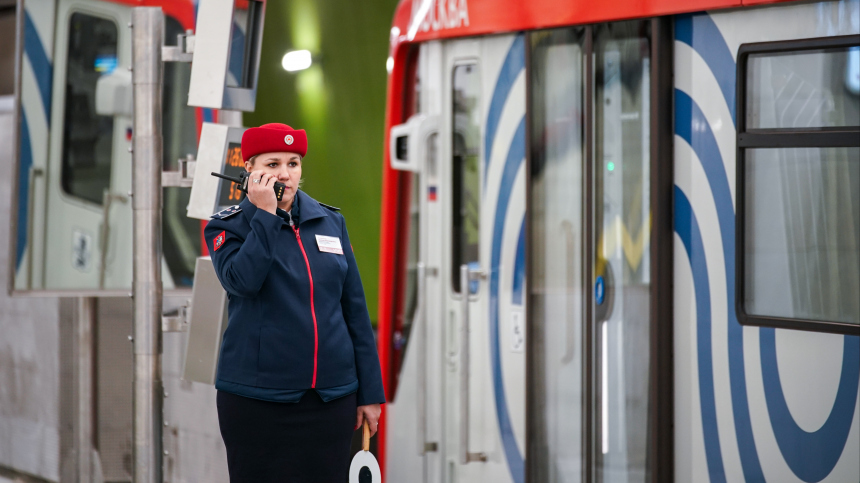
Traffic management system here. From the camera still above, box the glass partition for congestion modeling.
[593,20,651,483]
[528,27,585,483]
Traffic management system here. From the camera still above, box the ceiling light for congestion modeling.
[282,50,312,72]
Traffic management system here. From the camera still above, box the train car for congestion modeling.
[13,0,251,292]
[376,0,859,482]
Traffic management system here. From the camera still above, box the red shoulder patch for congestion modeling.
[213,231,226,251]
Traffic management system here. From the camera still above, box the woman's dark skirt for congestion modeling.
[216,389,357,482]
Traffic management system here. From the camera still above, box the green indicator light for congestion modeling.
[607,162,615,171]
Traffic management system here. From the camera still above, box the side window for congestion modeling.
[451,63,480,293]
[389,47,421,396]
[737,37,860,334]
[61,13,117,205]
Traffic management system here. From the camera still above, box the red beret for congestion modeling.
[241,123,308,161]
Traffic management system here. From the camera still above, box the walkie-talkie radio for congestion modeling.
[211,171,286,201]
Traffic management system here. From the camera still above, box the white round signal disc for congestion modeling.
[349,450,381,483]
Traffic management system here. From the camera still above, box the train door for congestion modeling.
[527,20,673,483]
[441,38,490,483]
[436,34,528,483]
[43,0,132,289]
[527,27,588,483]
[591,23,654,482]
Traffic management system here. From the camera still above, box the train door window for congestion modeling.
[389,47,422,395]
[0,6,15,95]
[451,63,480,293]
[528,27,586,483]
[60,12,117,205]
[391,170,421,383]
[737,36,860,334]
[593,20,651,481]
[162,16,202,287]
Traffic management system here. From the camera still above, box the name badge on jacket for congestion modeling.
[316,235,343,255]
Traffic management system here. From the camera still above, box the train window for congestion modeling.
[60,13,118,205]
[451,63,480,293]
[737,36,860,335]
[394,171,420,360]
[746,47,860,129]
[743,147,859,324]
[162,16,202,287]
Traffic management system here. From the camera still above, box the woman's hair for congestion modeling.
[247,154,304,188]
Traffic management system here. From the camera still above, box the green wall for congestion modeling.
[245,0,399,322]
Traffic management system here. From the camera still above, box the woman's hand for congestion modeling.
[355,403,382,437]
[246,170,278,214]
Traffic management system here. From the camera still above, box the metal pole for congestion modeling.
[131,8,164,483]
[76,297,97,482]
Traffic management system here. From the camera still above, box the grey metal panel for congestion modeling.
[162,325,228,483]
[182,257,228,385]
[96,298,134,482]
[0,96,61,482]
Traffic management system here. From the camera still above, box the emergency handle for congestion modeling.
[459,264,488,464]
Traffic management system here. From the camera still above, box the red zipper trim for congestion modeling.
[293,227,318,388]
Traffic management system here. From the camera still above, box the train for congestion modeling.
[7,0,859,481]
[11,0,255,293]
[375,0,860,482]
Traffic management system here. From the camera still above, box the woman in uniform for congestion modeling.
[204,123,385,482]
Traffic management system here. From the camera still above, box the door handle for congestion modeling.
[26,167,44,289]
[459,263,487,464]
[416,262,428,455]
[561,221,576,364]
[98,189,129,289]
[417,262,440,454]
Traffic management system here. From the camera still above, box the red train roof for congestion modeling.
[104,0,196,29]
[389,0,798,48]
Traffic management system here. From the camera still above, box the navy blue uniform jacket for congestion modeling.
[204,191,385,406]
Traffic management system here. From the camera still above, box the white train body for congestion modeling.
[381,0,859,482]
